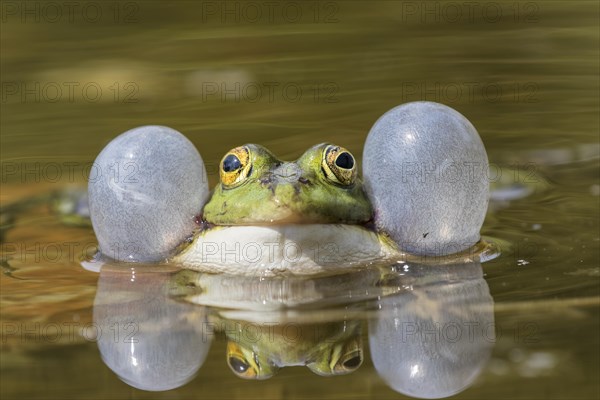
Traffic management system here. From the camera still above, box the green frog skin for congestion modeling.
[173,143,398,275]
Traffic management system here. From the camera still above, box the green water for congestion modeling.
[1,1,599,399]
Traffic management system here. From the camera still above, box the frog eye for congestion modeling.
[228,355,255,377]
[329,342,363,375]
[226,341,257,379]
[322,145,357,186]
[336,350,363,372]
[220,146,252,188]
[226,341,276,380]
[307,337,363,376]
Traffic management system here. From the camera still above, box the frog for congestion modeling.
[2,142,496,277]
[7,103,501,275]
[173,143,399,275]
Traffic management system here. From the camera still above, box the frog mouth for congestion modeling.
[195,211,376,232]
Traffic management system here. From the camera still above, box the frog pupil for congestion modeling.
[335,152,354,169]
[223,154,242,172]
[343,355,361,369]
[229,357,249,373]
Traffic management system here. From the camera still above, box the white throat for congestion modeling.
[173,224,395,276]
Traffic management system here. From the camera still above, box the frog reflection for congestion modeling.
[91,258,495,394]
[217,318,363,379]
[170,269,376,379]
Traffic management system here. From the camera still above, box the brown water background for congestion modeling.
[1,1,599,399]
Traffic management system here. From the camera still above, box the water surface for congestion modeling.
[1,1,598,399]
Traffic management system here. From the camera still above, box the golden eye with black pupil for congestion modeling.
[220,146,252,188]
[322,145,357,186]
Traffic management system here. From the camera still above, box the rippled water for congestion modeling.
[1,1,598,399]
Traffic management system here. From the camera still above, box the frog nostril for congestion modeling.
[298,177,310,184]
[260,176,272,185]
[273,163,302,180]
